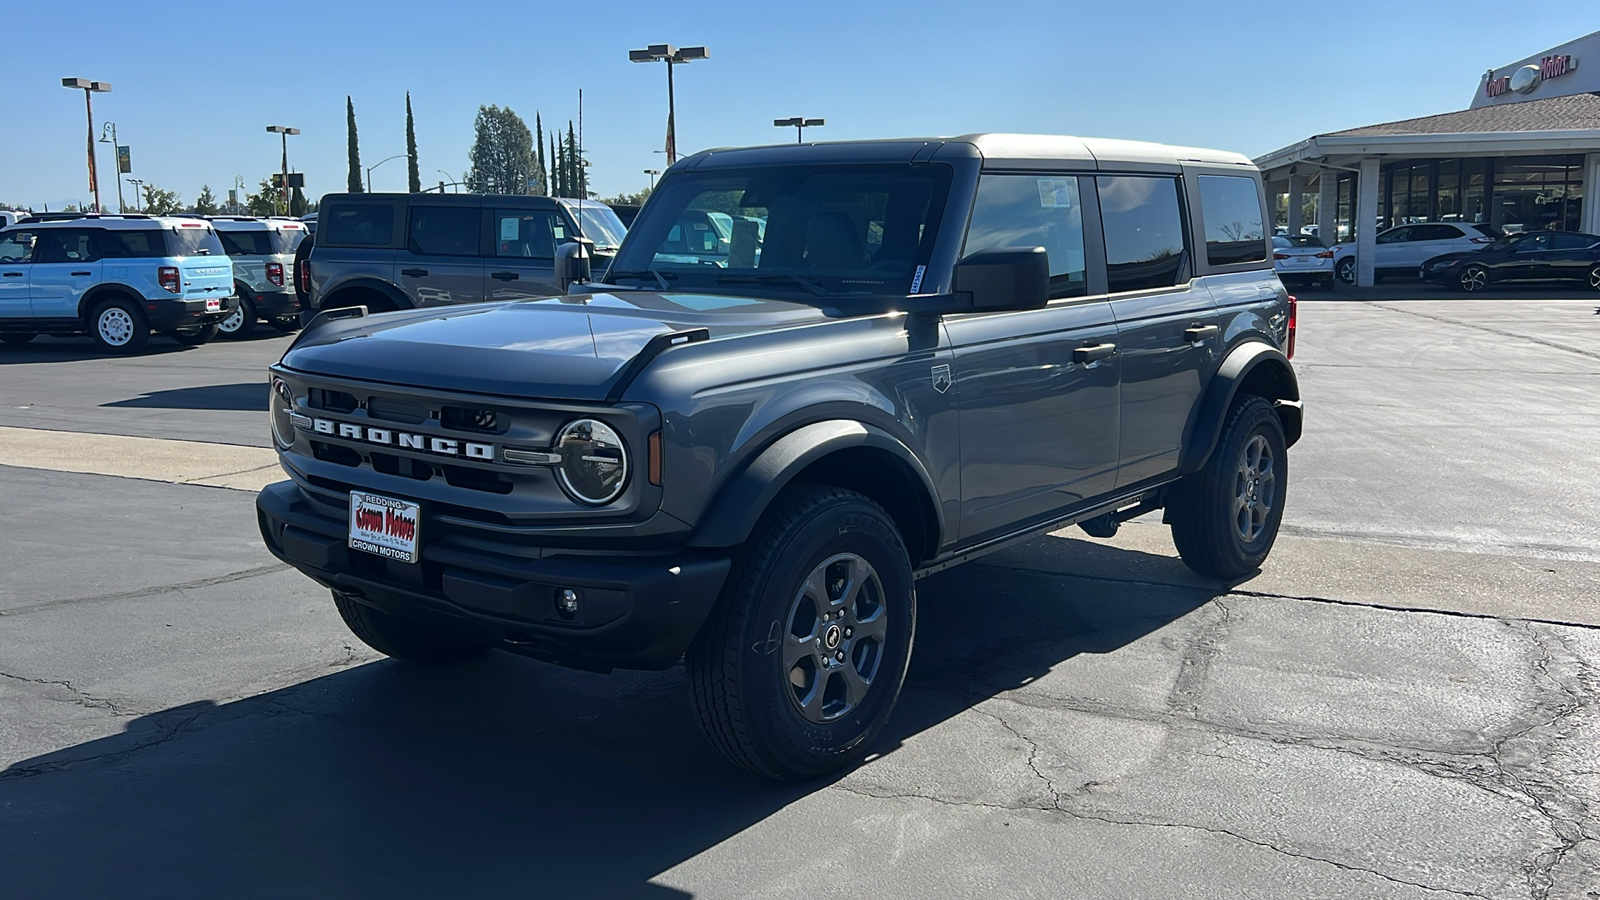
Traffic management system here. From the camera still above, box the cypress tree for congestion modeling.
[535,113,547,196]
[346,96,363,193]
[566,122,579,199]
[405,92,421,193]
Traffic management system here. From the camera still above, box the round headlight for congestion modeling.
[270,377,296,449]
[555,419,628,505]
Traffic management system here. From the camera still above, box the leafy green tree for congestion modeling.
[606,188,651,206]
[192,185,220,215]
[346,96,363,193]
[141,184,183,216]
[405,92,421,193]
[466,105,537,195]
[246,179,282,217]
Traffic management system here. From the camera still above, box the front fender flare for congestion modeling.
[1179,342,1302,474]
[687,419,944,552]
[319,276,412,312]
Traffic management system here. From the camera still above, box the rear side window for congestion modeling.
[1197,175,1266,266]
[165,226,226,257]
[1097,175,1188,293]
[1414,224,1462,241]
[323,203,396,246]
[218,230,273,256]
[495,210,569,259]
[1550,233,1598,250]
[99,229,164,258]
[408,206,479,256]
[963,174,1087,299]
[33,229,101,263]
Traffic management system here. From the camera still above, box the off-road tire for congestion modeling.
[269,315,300,333]
[0,333,37,345]
[686,485,916,780]
[1168,394,1288,579]
[87,296,149,354]
[170,323,218,345]
[331,590,492,664]
[218,295,257,339]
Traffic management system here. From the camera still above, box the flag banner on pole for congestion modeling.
[117,146,131,174]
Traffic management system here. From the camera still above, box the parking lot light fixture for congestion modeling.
[629,44,709,165]
[266,126,301,216]
[125,178,144,213]
[363,154,406,193]
[62,78,111,213]
[644,168,660,189]
[775,117,825,144]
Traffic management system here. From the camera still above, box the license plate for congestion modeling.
[205,298,221,312]
[349,492,420,563]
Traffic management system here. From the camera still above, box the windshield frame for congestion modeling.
[569,203,627,250]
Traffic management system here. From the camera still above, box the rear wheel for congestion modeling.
[170,323,218,345]
[1336,257,1356,284]
[1169,395,1288,579]
[1588,265,1600,292]
[87,297,149,354]
[0,333,37,345]
[217,295,257,338]
[1459,265,1490,293]
[687,486,915,780]
[331,590,493,664]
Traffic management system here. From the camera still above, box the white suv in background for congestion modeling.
[1333,222,1500,284]
[210,216,308,338]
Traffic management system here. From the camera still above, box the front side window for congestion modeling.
[607,163,951,305]
[495,210,569,259]
[1197,174,1266,266]
[408,206,479,256]
[322,203,395,247]
[963,174,1087,299]
[0,230,37,263]
[1097,175,1187,293]
[34,229,100,263]
[1377,226,1412,244]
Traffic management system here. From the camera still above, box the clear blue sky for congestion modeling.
[1,1,1585,210]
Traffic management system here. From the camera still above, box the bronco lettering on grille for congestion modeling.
[305,417,495,461]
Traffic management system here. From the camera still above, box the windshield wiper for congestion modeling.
[714,272,827,297]
[608,269,675,290]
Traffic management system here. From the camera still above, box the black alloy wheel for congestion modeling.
[1168,394,1289,579]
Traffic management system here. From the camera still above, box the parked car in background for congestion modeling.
[0,210,29,229]
[298,213,317,236]
[1421,231,1600,292]
[1333,222,1501,284]
[302,194,621,321]
[0,213,235,352]
[211,216,308,338]
[1272,234,1333,289]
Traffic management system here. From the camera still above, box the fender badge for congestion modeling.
[931,364,952,394]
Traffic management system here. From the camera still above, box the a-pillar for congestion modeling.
[1318,172,1337,243]
[1355,158,1380,288]
[1286,173,1305,236]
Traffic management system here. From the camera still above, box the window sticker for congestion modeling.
[910,265,926,293]
[499,218,520,241]
[1037,178,1076,209]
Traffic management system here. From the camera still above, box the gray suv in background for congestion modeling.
[302,193,626,321]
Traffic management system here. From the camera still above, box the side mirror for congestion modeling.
[555,238,595,293]
[951,246,1049,312]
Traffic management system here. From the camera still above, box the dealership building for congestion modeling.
[1256,30,1600,286]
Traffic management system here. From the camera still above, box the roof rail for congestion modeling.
[16,212,155,224]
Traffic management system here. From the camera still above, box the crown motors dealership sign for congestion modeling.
[1473,31,1600,108]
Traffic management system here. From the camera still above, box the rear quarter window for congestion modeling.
[99,229,165,259]
[322,203,397,247]
[1197,174,1267,266]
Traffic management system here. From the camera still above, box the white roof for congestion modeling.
[957,133,1256,169]
[19,215,209,231]
[209,216,305,232]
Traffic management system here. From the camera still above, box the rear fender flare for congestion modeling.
[319,277,412,313]
[1179,342,1301,474]
[77,283,146,320]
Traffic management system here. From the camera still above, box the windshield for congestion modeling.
[606,163,952,303]
[571,205,627,250]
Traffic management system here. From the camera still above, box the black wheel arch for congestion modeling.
[77,283,146,321]
[319,277,412,313]
[687,419,944,566]
[1179,341,1301,476]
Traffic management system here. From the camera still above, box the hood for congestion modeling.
[281,291,828,400]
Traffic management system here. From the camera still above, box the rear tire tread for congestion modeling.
[1169,394,1287,579]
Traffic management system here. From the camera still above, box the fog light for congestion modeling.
[555,588,580,618]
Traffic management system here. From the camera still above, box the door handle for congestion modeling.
[491,271,520,281]
[401,268,429,278]
[1,272,22,278]
[71,271,92,277]
[1073,343,1117,364]
[1185,324,1220,343]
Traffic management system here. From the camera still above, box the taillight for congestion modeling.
[266,262,284,286]
[299,259,310,290]
[158,266,180,294]
[1315,250,1333,258]
[1273,253,1290,261]
[1286,295,1298,360]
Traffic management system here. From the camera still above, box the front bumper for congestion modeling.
[144,296,238,331]
[256,480,731,671]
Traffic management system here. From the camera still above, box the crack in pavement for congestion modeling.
[1367,302,1600,364]
[0,563,289,618]
[0,670,132,717]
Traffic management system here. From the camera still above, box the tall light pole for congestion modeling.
[775,117,825,144]
[62,78,111,213]
[98,122,127,212]
[266,125,300,216]
[628,44,708,165]
[644,169,660,189]
[364,154,406,192]
[125,178,144,213]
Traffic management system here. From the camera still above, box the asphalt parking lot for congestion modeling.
[2,300,1598,899]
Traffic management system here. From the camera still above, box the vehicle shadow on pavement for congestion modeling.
[0,336,199,362]
[0,541,1221,899]
[102,382,269,411]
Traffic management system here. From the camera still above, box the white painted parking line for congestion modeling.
[0,427,280,492]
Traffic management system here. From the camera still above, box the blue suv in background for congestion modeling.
[0,214,237,353]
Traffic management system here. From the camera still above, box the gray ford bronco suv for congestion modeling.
[256,134,1301,780]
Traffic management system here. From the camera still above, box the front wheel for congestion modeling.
[1336,257,1356,284]
[331,590,493,664]
[1168,395,1288,579]
[1587,265,1600,293]
[1459,265,1490,293]
[217,296,257,338]
[687,486,915,780]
